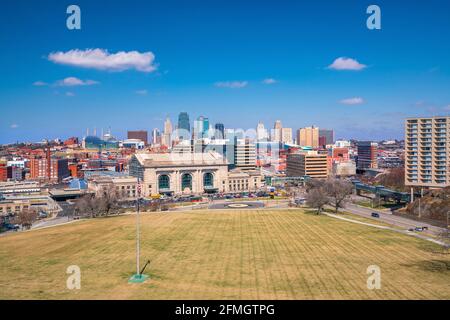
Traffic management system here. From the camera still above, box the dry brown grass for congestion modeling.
[0,209,449,300]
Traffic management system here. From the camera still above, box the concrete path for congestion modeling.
[323,212,447,247]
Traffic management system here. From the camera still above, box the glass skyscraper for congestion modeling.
[178,112,190,140]
[215,123,225,139]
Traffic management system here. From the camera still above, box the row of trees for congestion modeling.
[74,185,171,218]
[75,185,122,218]
[16,208,39,230]
[305,178,354,214]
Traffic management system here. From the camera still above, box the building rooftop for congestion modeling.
[134,151,228,167]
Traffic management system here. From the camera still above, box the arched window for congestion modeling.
[181,173,192,190]
[203,172,214,187]
[158,175,170,190]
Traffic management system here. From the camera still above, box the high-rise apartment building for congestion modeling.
[30,158,70,182]
[405,116,450,188]
[297,126,319,147]
[234,139,256,170]
[356,141,378,169]
[281,128,293,144]
[286,151,328,178]
[127,130,148,145]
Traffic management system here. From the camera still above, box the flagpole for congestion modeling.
[128,176,148,283]
[136,177,140,276]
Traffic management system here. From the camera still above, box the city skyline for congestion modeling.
[1,0,450,144]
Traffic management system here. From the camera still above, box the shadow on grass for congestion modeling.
[303,209,322,216]
[402,260,450,273]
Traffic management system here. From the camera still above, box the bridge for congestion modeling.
[351,179,411,203]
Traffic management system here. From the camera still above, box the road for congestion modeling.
[323,212,447,246]
[31,216,73,229]
[343,203,445,236]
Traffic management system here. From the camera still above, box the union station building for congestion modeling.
[128,151,263,196]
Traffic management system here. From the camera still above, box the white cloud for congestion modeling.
[340,97,365,105]
[10,124,19,129]
[215,81,248,89]
[33,81,48,86]
[48,48,157,73]
[65,92,75,97]
[56,77,99,87]
[328,57,367,71]
[135,89,148,95]
[262,78,277,84]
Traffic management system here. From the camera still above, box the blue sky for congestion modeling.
[1,0,449,144]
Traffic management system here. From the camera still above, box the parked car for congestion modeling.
[38,211,48,219]
[4,223,20,231]
[414,227,424,232]
[371,212,380,218]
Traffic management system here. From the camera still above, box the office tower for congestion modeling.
[164,117,172,134]
[281,128,293,144]
[297,126,319,147]
[224,128,245,140]
[234,139,256,170]
[272,120,282,142]
[405,116,450,188]
[193,117,202,139]
[127,130,148,145]
[356,141,378,169]
[215,123,225,139]
[151,128,160,145]
[286,151,328,178]
[203,117,210,137]
[319,129,335,146]
[194,116,209,139]
[256,121,268,141]
[177,112,190,140]
[162,117,173,147]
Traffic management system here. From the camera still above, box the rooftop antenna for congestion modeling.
[93,127,97,137]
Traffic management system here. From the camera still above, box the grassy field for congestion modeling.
[1,209,449,300]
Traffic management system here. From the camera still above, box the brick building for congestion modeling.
[30,158,70,182]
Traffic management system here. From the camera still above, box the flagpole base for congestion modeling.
[128,273,149,283]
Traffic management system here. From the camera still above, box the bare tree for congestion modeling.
[17,208,38,230]
[98,184,121,216]
[75,193,98,218]
[306,188,329,214]
[376,167,406,192]
[325,178,354,213]
[305,179,325,192]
